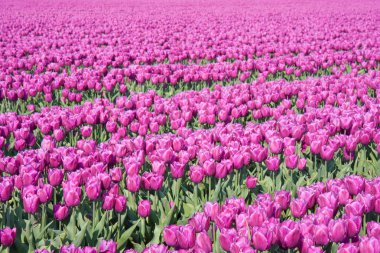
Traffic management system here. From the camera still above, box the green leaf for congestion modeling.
[35,221,54,240]
[117,219,140,251]
[73,221,88,246]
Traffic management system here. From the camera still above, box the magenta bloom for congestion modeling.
[138,200,151,218]
[0,227,16,247]
[53,204,70,221]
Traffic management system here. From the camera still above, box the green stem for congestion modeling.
[117,213,122,239]
[42,204,46,237]
[141,218,146,240]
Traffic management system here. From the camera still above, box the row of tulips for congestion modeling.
[1,0,379,77]
[18,175,380,252]
[0,71,379,156]
[1,49,379,110]
[0,105,379,250]
[1,0,378,69]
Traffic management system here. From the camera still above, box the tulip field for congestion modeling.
[1,0,380,252]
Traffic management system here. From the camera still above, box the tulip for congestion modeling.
[279,220,301,249]
[290,198,307,218]
[337,243,359,253]
[176,225,196,249]
[359,237,380,253]
[313,224,329,245]
[188,212,210,233]
[114,195,127,213]
[163,225,179,247]
[23,194,40,214]
[274,190,291,210]
[48,169,64,187]
[138,200,151,218]
[328,219,347,243]
[219,228,238,251]
[85,177,102,201]
[0,227,16,246]
[246,176,257,189]
[99,239,117,253]
[53,204,70,221]
[126,175,141,192]
[251,227,272,251]
[195,231,212,253]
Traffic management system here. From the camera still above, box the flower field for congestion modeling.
[0,0,380,252]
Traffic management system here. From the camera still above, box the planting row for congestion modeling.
[1,49,379,110]
[0,71,379,155]
[2,175,378,252]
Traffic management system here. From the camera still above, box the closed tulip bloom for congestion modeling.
[114,195,127,213]
[320,145,335,161]
[188,212,210,233]
[110,167,122,182]
[345,201,365,217]
[310,139,322,155]
[62,154,78,171]
[345,215,361,238]
[138,200,151,218]
[189,166,204,183]
[102,193,115,210]
[298,158,307,170]
[0,227,16,246]
[124,250,138,253]
[63,184,82,207]
[0,180,14,202]
[290,198,307,218]
[53,204,69,221]
[246,176,257,189]
[170,162,185,179]
[195,231,212,253]
[37,184,53,203]
[366,221,380,239]
[141,244,168,253]
[176,225,196,249]
[356,193,375,213]
[60,244,80,253]
[269,138,283,154]
[219,228,238,251]
[344,175,364,195]
[317,192,338,211]
[83,247,97,253]
[204,202,220,220]
[248,206,267,227]
[275,190,291,210]
[126,175,141,192]
[85,177,102,201]
[99,239,117,253]
[163,225,179,247]
[251,227,272,251]
[337,243,359,253]
[230,236,253,253]
[48,169,64,187]
[359,237,380,253]
[285,155,298,169]
[81,126,93,138]
[328,219,347,243]
[23,194,40,214]
[313,224,329,245]
[279,220,301,249]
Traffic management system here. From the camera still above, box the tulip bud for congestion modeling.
[246,176,257,189]
[0,227,16,246]
[99,239,117,253]
[53,204,70,221]
[138,200,151,218]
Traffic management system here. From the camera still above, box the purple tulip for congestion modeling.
[138,200,151,218]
